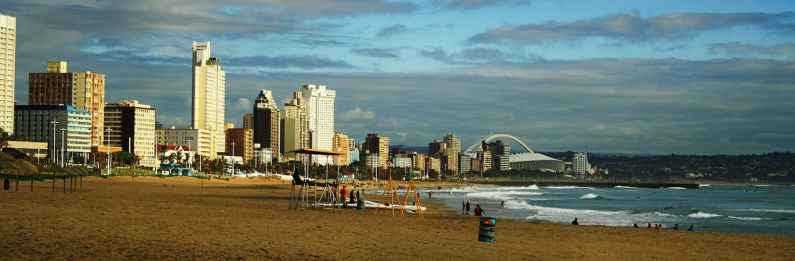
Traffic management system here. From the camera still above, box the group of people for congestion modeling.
[462,200,486,216]
[335,185,364,209]
[638,223,694,231]
[572,219,695,231]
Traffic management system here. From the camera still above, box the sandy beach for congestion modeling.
[0,176,793,260]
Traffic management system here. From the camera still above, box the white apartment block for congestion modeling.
[191,41,225,157]
[302,84,336,165]
[573,152,591,175]
[0,14,15,133]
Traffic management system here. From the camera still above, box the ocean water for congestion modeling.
[425,184,795,236]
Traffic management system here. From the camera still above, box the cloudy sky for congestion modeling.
[5,0,795,154]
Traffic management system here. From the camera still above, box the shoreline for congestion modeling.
[1,176,792,260]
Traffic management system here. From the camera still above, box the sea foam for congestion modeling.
[728,216,773,221]
[545,186,593,190]
[734,208,795,214]
[579,193,602,200]
[688,211,722,219]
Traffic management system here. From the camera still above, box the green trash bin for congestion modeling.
[479,216,496,243]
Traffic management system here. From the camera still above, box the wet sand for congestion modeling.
[0,176,793,260]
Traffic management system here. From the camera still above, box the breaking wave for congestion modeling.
[728,216,773,221]
[579,193,602,200]
[734,208,795,214]
[688,211,722,219]
[545,186,593,190]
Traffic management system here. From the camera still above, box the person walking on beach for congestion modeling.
[462,201,466,214]
[647,223,652,228]
[340,185,348,208]
[349,189,356,205]
[465,201,471,215]
[428,191,432,199]
[500,200,505,208]
[474,204,484,216]
[673,224,679,230]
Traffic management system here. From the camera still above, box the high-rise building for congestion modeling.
[487,140,511,171]
[75,71,105,147]
[253,89,280,161]
[428,139,446,155]
[15,105,91,163]
[225,128,253,162]
[104,100,157,167]
[28,61,105,147]
[411,153,426,172]
[281,91,309,161]
[242,113,253,129]
[442,133,461,175]
[573,152,590,175]
[332,132,350,166]
[191,41,225,157]
[0,14,14,134]
[362,133,390,168]
[302,85,335,165]
[459,153,472,173]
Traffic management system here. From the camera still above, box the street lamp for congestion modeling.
[49,120,59,165]
[106,127,111,176]
[231,141,235,176]
[60,128,66,168]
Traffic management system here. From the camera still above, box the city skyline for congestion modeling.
[3,1,795,154]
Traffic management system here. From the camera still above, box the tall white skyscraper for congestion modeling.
[191,41,226,157]
[302,84,336,165]
[0,14,16,134]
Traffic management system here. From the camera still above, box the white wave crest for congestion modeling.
[728,216,773,221]
[614,185,638,189]
[545,186,593,190]
[698,184,711,187]
[667,187,687,190]
[507,201,677,226]
[734,208,795,214]
[466,191,544,201]
[579,193,602,200]
[688,211,722,219]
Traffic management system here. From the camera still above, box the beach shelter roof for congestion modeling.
[290,148,341,156]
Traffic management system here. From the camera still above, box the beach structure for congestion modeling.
[288,148,341,210]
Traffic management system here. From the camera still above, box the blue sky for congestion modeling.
[5,0,795,154]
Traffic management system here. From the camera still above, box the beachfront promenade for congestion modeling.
[0,176,792,260]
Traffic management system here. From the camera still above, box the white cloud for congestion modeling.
[340,107,376,121]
